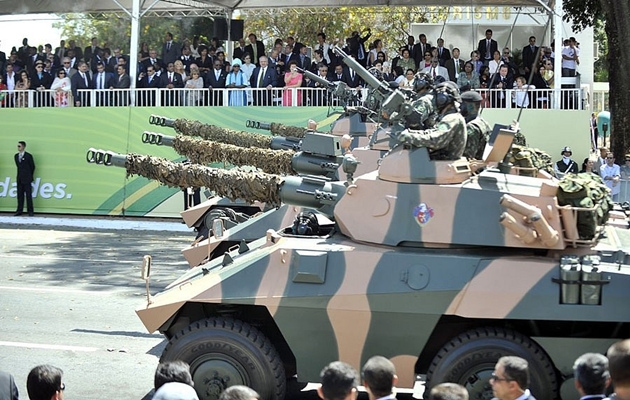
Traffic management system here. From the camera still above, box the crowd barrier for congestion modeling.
[0,86,587,110]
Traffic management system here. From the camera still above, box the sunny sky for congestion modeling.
[0,14,62,53]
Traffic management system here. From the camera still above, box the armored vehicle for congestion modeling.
[88,126,630,400]
[87,46,630,400]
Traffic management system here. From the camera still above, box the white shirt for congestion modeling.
[421,65,449,81]
[512,84,534,108]
[562,46,580,69]
[601,162,621,196]
[6,72,16,91]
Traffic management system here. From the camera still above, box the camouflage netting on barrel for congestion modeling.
[509,145,554,177]
[173,119,274,149]
[125,153,282,205]
[269,123,308,138]
[557,173,613,240]
[172,136,296,175]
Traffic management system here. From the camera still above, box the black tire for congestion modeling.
[161,317,286,400]
[425,327,558,400]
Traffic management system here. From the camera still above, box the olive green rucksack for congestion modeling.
[557,173,613,240]
[509,145,554,177]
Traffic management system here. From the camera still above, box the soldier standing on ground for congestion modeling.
[14,140,36,216]
[394,81,467,160]
[460,90,492,160]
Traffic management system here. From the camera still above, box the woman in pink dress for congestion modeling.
[282,60,303,106]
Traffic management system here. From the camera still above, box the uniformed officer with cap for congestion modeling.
[460,90,492,160]
[554,146,579,177]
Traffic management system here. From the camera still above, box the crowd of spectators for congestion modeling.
[0,28,583,108]
[4,337,630,400]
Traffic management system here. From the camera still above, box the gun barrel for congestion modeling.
[297,67,334,90]
[246,120,272,130]
[142,131,175,147]
[148,115,176,127]
[333,45,383,90]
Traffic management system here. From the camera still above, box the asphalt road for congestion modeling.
[0,219,194,399]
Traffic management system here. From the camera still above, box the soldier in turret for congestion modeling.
[460,90,492,160]
[406,71,438,130]
[394,81,467,160]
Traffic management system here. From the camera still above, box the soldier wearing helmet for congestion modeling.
[405,72,438,129]
[394,81,467,160]
[554,146,579,177]
[461,90,492,160]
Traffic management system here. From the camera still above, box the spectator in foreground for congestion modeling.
[601,153,621,202]
[573,353,610,400]
[607,339,630,400]
[0,370,19,400]
[362,356,398,400]
[429,383,468,400]
[317,361,359,400]
[218,386,259,400]
[489,356,537,400]
[26,365,64,400]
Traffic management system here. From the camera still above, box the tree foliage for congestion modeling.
[241,7,428,58]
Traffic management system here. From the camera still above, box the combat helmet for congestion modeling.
[413,71,434,93]
[435,80,462,109]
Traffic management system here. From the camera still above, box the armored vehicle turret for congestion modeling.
[88,121,629,400]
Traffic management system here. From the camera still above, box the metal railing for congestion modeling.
[0,86,586,110]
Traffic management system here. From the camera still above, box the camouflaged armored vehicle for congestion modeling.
[88,124,630,400]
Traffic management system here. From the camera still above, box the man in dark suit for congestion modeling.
[308,63,330,107]
[162,32,181,66]
[250,56,277,105]
[30,61,53,107]
[66,39,83,61]
[290,44,312,71]
[445,48,465,82]
[245,33,265,67]
[0,48,6,77]
[478,29,499,65]
[102,48,117,73]
[572,353,609,400]
[84,37,100,64]
[489,64,513,108]
[0,370,19,400]
[14,141,36,216]
[435,38,451,66]
[343,65,363,89]
[489,356,537,400]
[137,65,160,106]
[159,62,184,106]
[521,36,539,76]
[233,38,247,61]
[412,34,432,67]
[142,49,164,74]
[347,29,371,67]
[205,60,227,105]
[93,62,114,106]
[71,61,92,107]
[112,64,131,106]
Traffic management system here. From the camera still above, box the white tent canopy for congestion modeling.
[0,0,553,15]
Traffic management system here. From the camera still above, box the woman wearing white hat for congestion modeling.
[226,58,249,106]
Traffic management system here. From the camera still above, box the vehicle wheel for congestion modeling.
[425,327,558,400]
[161,317,286,400]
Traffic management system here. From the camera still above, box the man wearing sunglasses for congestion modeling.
[490,356,536,400]
[27,365,65,400]
[14,141,36,216]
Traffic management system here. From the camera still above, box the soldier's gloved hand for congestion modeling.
[510,119,520,132]
[396,129,413,144]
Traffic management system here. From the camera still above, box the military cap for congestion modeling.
[461,90,483,103]
[561,146,572,155]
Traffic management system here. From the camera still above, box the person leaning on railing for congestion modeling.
[457,61,480,91]
[50,68,72,107]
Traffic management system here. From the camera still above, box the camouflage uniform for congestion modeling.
[407,93,438,129]
[396,108,467,160]
[463,116,492,160]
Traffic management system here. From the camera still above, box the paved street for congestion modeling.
[0,217,194,399]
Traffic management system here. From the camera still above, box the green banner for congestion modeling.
[0,107,334,217]
[0,106,590,218]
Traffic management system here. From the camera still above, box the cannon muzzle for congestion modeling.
[148,114,176,127]
[86,148,127,168]
[141,131,175,147]
[246,120,272,130]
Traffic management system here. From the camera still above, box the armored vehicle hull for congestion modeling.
[138,218,630,400]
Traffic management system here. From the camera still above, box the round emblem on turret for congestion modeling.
[413,203,434,226]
